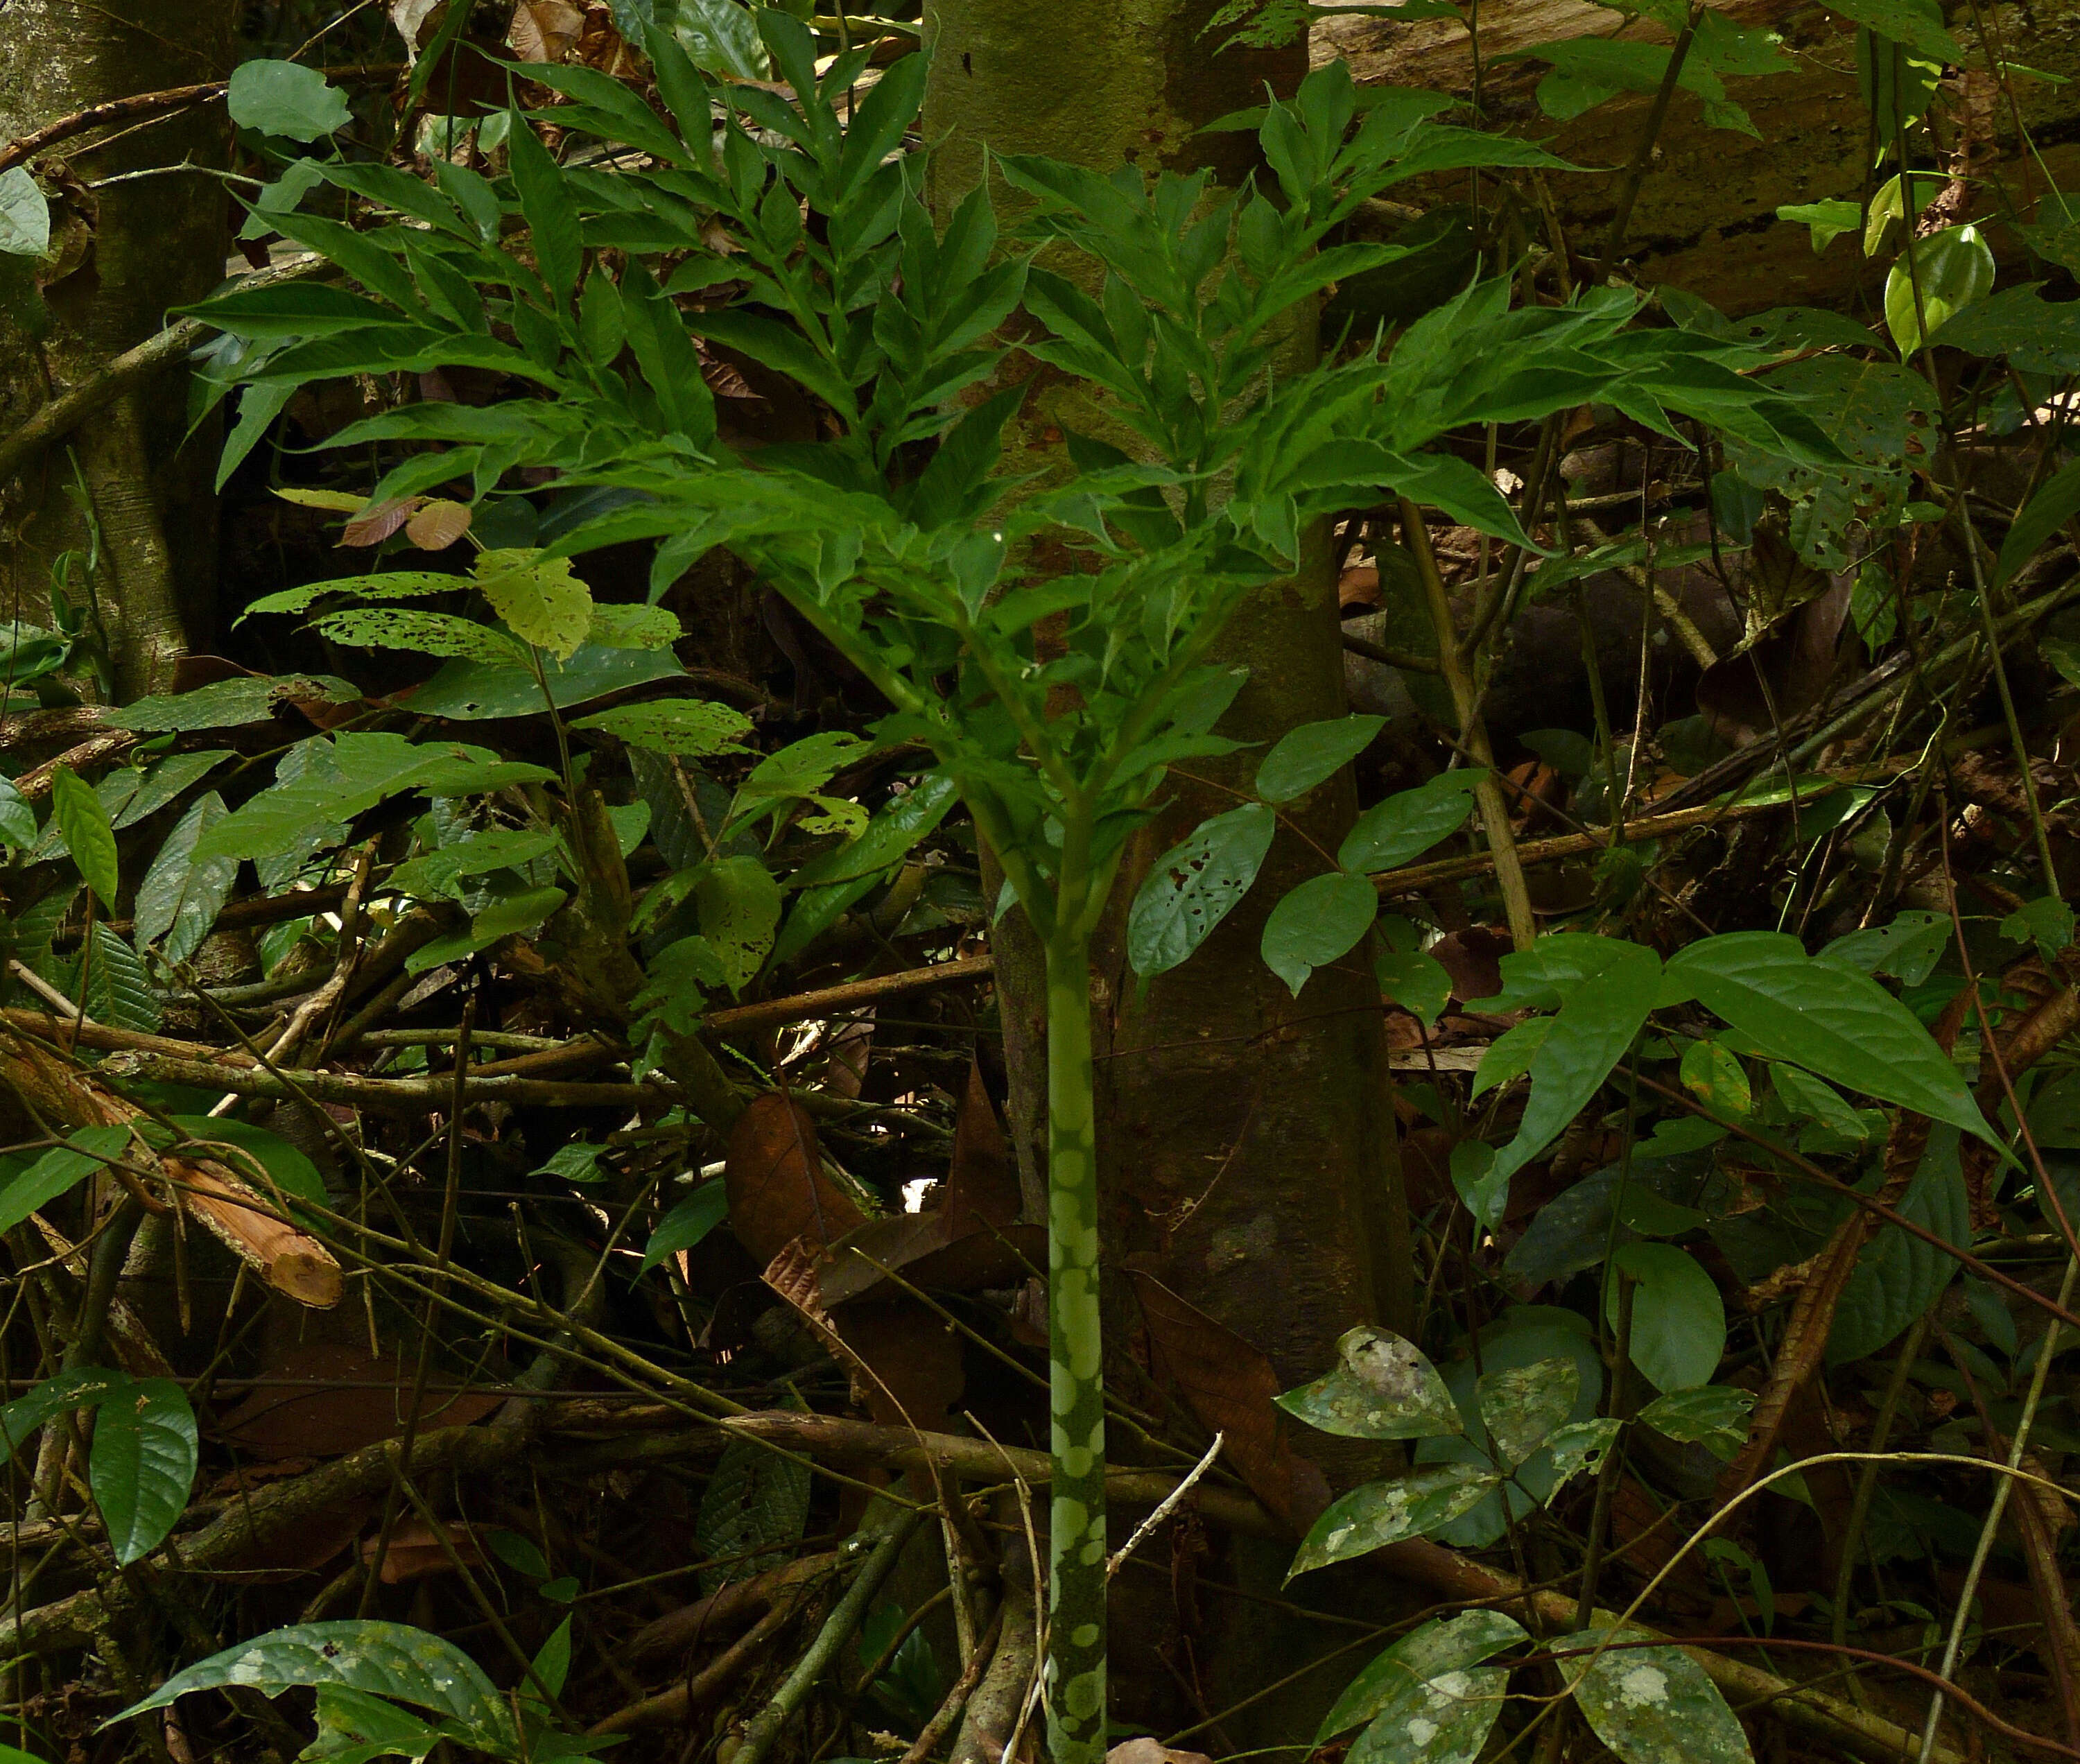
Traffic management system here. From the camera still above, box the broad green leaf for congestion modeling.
[1607,1243,1725,1392]
[476,550,592,659]
[1995,458,2080,592]
[786,774,960,892]
[1339,770,1484,872]
[1886,223,1994,357]
[115,1621,512,1742]
[1348,1661,1507,1764]
[1819,909,1950,986]
[1450,1139,1510,1232]
[1776,198,1862,253]
[697,856,782,994]
[1473,937,1663,1187]
[1288,1464,1500,1577]
[0,777,33,848]
[1679,1039,1750,1115]
[89,1377,198,1564]
[134,793,238,965]
[571,698,752,756]
[106,674,358,732]
[308,1683,447,1764]
[1829,1126,1969,1363]
[641,1179,729,1273]
[1665,932,1993,1145]
[170,1117,329,1213]
[675,0,770,78]
[410,643,682,719]
[389,827,562,902]
[404,885,566,976]
[1278,1324,1463,1441]
[1772,1063,1871,1143]
[1823,0,1962,61]
[1262,870,1377,996]
[1317,1611,1527,1745]
[587,601,683,650]
[1557,1627,1753,1764]
[50,766,116,910]
[1543,1417,1621,1489]
[1376,942,1451,1026]
[1255,714,1384,803]
[0,1125,132,1234]
[1638,1386,1754,1460]
[1476,1358,1577,1469]
[0,167,51,257]
[226,60,352,140]
[1127,802,1276,978]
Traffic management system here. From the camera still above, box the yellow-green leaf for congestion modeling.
[474,549,593,659]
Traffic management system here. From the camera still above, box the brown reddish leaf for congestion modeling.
[944,1060,1021,1234]
[404,498,472,550]
[725,1093,863,1265]
[361,1518,485,1584]
[1337,564,1380,611]
[1426,926,1511,1006]
[764,1238,963,1431]
[1109,1744,1213,1764]
[214,1342,501,1460]
[510,0,583,60]
[815,1213,1045,1308]
[339,496,424,548]
[1125,1261,1330,1533]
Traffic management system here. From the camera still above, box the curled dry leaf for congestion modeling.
[724,1093,864,1264]
[509,1,584,62]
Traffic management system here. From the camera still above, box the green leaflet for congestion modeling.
[695,1437,811,1598]
[1318,1610,1527,1745]
[1475,1358,1577,1469]
[133,793,237,966]
[1664,931,1993,1147]
[571,698,752,756]
[641,1178,729,1273]
[1828,1127,1969,1363]
[1288,1464,1500,1577]
[1261,870,1378,996]
[1339,770,1483,872]
[1254,714,1383,803]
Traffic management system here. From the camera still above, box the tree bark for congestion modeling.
[0,0,232,695]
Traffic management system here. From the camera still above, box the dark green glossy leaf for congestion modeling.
[1127,802,1276,979]
[1338,770,1483,872]
[89,1377,198,1564]
[1261,870,1377,996]
[1255,714,1383,803]
[1607,1243,1725,1392]
[1289,1464,1500,1577]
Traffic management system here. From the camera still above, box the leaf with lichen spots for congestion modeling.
[1319,1611,1527,1745]
[474,548,593,659]
[1476,1358,1577,1469]
[1542,1417,1620,1493]
[1557,1627,1753,1764]
[1288,1464,1499,1578]
[1278,1324,1463,1441]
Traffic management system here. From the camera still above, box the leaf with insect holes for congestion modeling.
[1289,1464,1500,1577]
[1128,802,1276,979]
[89,1377,198,1565]
[572,699,753,756]
[475,549,592,659]
[1279,1325,1463,1441]
[113,1621,513,1745]
[313,608,521,664]
[1556,1627,1753,1764]
[587,602,684,650]
[1543,1417,1621,1490]
[1476,1358,1577,1469]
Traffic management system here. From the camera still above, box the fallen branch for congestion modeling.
[96,1049,674,1115]
[703,953,995,1037]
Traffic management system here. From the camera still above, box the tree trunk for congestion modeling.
[924,2,1406,1743]
[0,0,232,696]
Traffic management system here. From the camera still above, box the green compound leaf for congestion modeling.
[49,766,116,910]
[1278,1324,1464,1442]
[1607,1243,1726,1393]
[1664,931,1993,1148]
[571,698,753,756]
[133,793,238,966]
[1127,801,1276,979]
[1261,869,1378,996]
[114,1621,513,1743]
[1475,1358,1577,1469]
[1288,1464,1501,1578]
[1255,714,1384,803]
[1338,770,1484,872]
[89,1377,198,1565]
[1557,1627,1755,1764]
[1318,1610,1528,1745]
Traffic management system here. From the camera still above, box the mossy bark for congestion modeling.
[0,0,232,696]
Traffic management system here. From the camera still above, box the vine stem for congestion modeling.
[1043,918,1108,1764]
